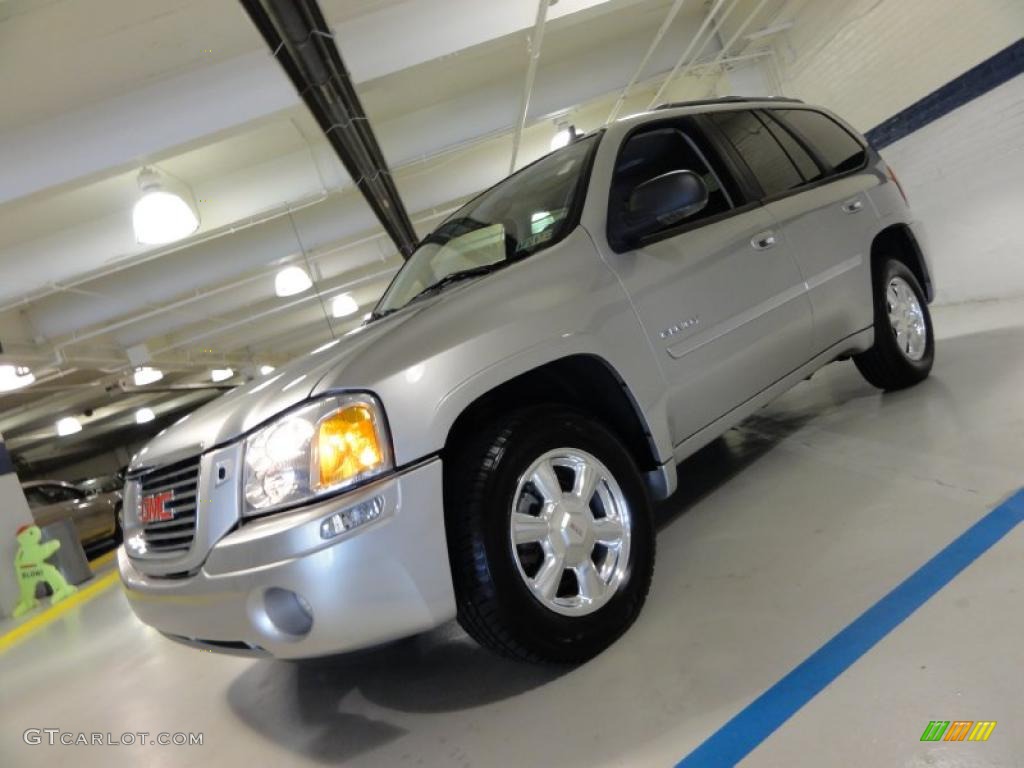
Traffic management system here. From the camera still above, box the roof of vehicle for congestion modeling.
[654,96,804,110]
[606,95,824,136]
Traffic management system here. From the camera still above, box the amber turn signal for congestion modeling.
[312,405,385,490]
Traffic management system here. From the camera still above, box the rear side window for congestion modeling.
[708,110,803,198]
[775,109,867,174]
[758,112,821,182]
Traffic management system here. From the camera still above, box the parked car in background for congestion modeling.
[77,472,125,541]
[77,472,125,498]
[22,480,120,547]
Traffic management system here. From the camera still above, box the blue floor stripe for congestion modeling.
[677,488,1024,768]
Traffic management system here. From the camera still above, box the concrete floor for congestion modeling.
[2,299,1022,768]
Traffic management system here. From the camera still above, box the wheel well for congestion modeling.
[443,355,660,473]
[870,224,933,301]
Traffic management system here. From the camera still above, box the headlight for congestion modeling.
[243,394,392,515]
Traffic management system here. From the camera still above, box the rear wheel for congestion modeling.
[445,408,654,663]
[854,259,934,390]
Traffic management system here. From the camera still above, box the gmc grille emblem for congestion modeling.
[140,490,175,523]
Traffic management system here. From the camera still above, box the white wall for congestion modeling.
[773,0,1023,132]
[881,75,1024,304]
[768,0,1024,303]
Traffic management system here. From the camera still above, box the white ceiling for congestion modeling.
[0,0,800,474]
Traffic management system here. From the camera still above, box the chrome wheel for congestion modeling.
[886,276,927,361]
[510,448,632,616]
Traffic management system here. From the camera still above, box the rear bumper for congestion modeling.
[118,458,456,658]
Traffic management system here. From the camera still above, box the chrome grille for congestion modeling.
[137,456,201,555]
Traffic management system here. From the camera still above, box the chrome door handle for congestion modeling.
[751,231,777,250]
[841,199,864,214]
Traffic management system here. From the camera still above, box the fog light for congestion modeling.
[320,496,384,539]
[264,587,313,637]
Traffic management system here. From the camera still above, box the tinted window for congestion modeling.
[52,485,81,502]
[609,126,733,240]
[759,112,821,182]
[776,109,867,174]
[24,487,48,508]
[709,110,803,197]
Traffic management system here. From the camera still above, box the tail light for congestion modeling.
[886,163,908,205]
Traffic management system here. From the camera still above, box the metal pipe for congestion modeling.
[150,267,396,356]
[702,0,773,73]
[648,0,732,109]
[509,0,552,173]
[0,192,328,316]
[50,201,458,355]
[606,0,688,124]
[239,0,419,257]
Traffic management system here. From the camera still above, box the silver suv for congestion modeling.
[118,98,935,663]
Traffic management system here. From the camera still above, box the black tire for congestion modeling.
[113,503,124,544]
[854,259,934,390]
[445,407,655,663]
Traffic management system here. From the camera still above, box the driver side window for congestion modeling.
[608,125,733,243]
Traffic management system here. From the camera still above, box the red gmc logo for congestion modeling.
[140,490,175,523]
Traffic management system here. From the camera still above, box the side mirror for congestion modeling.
[620,170,709,245]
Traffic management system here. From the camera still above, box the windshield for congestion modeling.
[375,135,598,315]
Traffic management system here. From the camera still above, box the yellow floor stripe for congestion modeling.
[0,569,120,654]
[88,549,116,569]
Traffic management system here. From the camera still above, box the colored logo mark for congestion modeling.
[920,720,996,742]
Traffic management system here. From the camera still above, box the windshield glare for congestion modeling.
[376,136,597,314]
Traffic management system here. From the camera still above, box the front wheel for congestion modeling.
[445,408,655,663]
[854,258,934,390]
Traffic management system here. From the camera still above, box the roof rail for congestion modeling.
[655,96,804,110]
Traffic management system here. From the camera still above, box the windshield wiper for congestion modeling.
[370,263,502,321]
[408,264,501,304]
[368,307,399,321]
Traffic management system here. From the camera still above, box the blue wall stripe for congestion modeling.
[0,441,14,476]
[866,39,1024,149]
[676,488,1024,768]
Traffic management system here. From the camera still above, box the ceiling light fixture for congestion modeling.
[56,417,82,436]
[211,368,234,382]
[259,365,276,375]
[275,266,313,297]
[132,168,200,245]
[133,367,164,386]
[135,407,156,424]
[331,293,359,318]
[0,364,35,392]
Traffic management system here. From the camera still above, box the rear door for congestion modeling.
[759,108,878,352]
[601,117,813,444]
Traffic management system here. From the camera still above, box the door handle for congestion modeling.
[751,231,777,250]
[841,199,864,214]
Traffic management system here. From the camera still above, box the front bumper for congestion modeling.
[119,458,456,658]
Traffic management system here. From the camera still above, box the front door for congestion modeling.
[599,120,814,445]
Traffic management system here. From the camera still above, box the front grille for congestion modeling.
[137,456,201,555]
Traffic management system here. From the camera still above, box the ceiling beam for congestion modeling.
[240,0,419,257]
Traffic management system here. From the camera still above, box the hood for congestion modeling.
[129,304,431,472]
